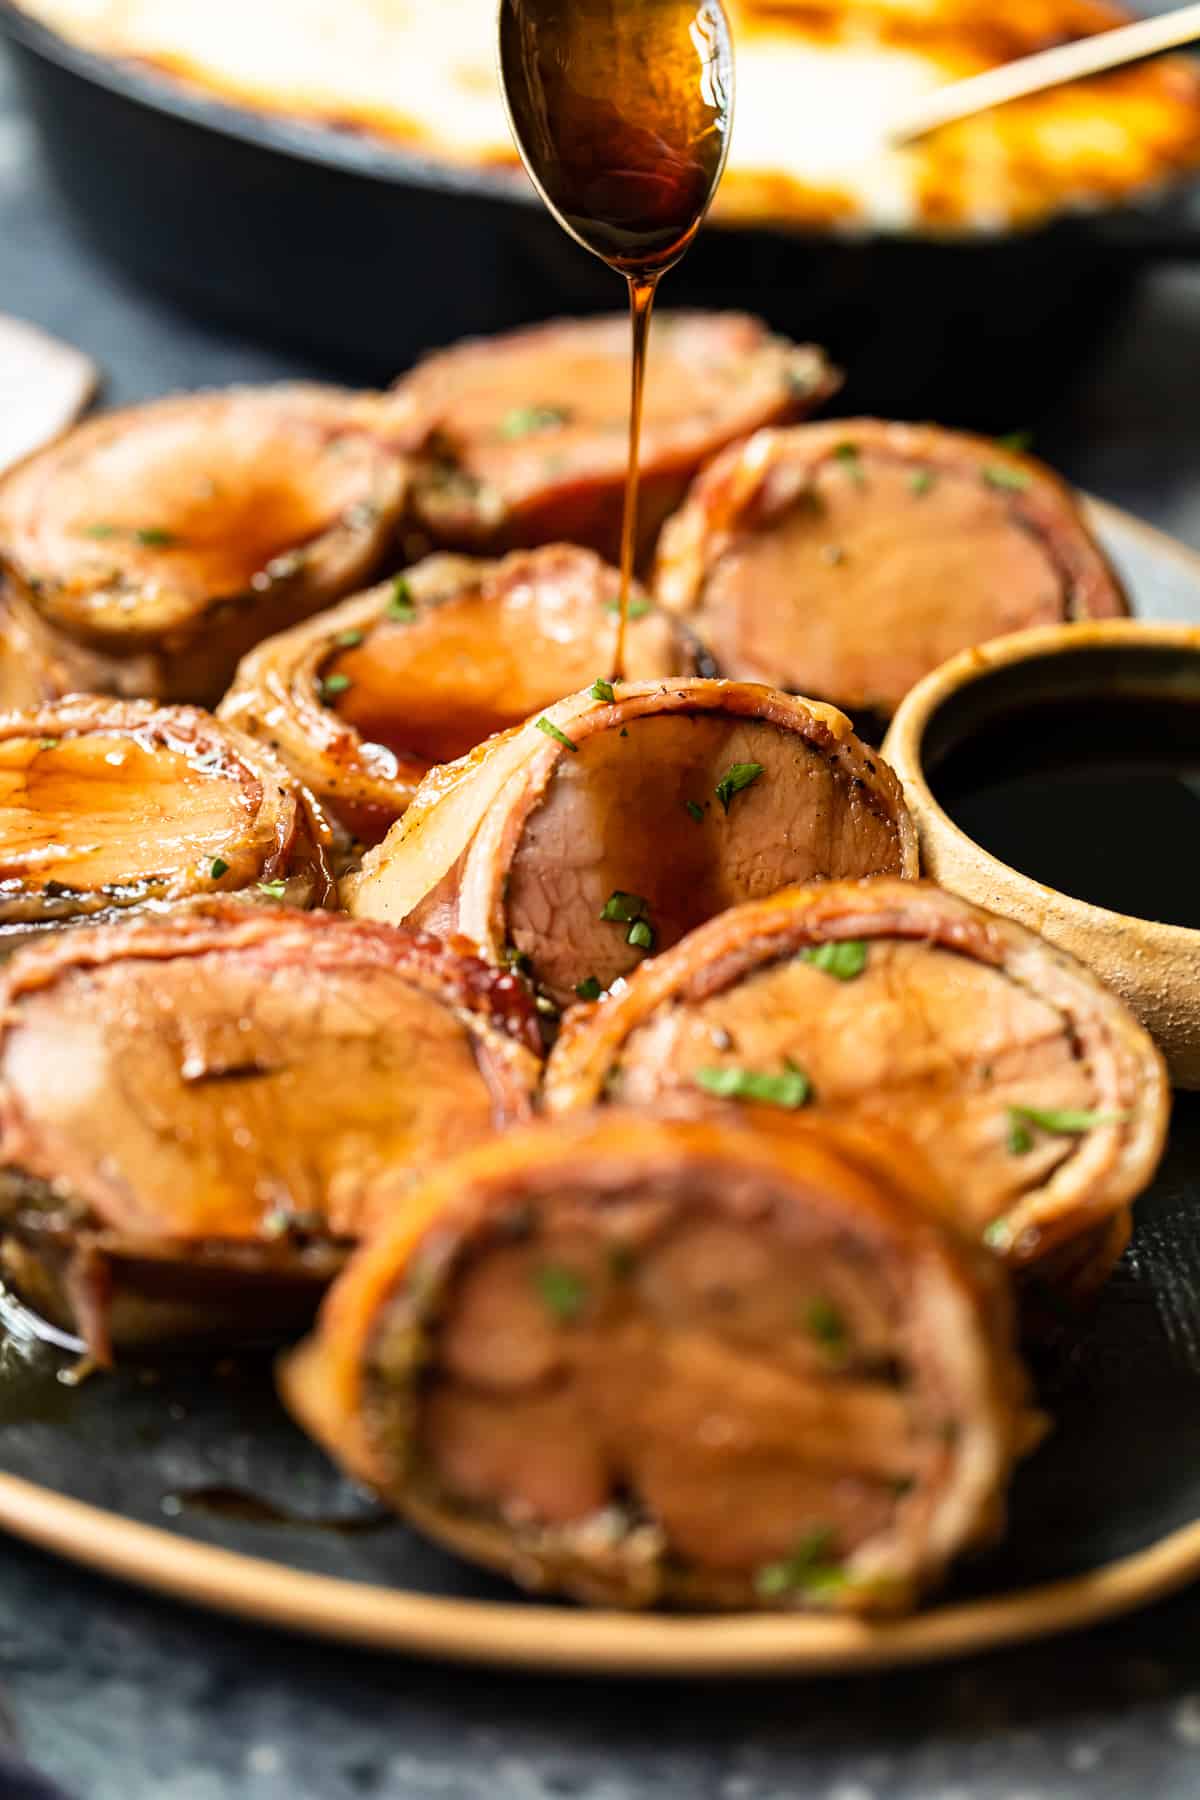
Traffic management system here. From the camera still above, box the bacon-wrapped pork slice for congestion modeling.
[0,905,542,1360]
[281,1111,1035,1614]
[0,582,155,712]
[220,545,699,848]
[545,880,1169,1283]
[0,698,335,952]
[0,590,80,712]
[654,421,1128,722]
[0,385,408,706]
[376,314,837,564]
[346,679,917,1011]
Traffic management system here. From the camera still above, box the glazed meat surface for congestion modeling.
[347,679,917,1010]
[0,385,408,705]
[220,545,697,846]
[281,1113,1035,1613]
[654,421,1127,720]
[375,313,837,563]
[0,587,131,712]
[0,905,541,1357]
[0,697,332,948]
[545,880,1169,1278]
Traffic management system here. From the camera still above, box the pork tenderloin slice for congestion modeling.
[280,1111,1035,1614]
[544,879,1169,1276]
[0,384,408,705]
[0,903,541,1358]
[653,420,1128,721]
[347,678,917,1011]
[372,312,837,563]
[220,544,697,848]
[0,697,334,949]
[0,584,148,712]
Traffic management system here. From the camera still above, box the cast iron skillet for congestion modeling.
[2,0,1200,425]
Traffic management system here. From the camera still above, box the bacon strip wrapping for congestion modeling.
[281,1111,1037,1615]
[220,545,700,848]
[544,879,1169,1284]
[372,313,838,563]
[0,384,408,706]
[654,421,1128,721]
[0,697,336,952]
[346,678,918,1011]
[0,904,542,1360]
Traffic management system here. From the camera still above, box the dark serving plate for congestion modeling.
[3,0,1200,425]
[0,1087,1198,1675]
[0,506,1196,1678]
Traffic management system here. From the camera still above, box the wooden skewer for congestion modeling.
[888,1,1200,144]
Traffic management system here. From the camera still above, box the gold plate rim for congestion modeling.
[2,1468,1200,1675]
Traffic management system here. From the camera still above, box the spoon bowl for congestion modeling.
[497,0,734,277]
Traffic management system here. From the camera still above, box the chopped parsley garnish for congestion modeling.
[499,404,571,440]
[996,430,1034,453]
[1006,1104,1126,1154]
[755,1527,845,1600]
[799,940,867,981]
[695,1061,811,1110]
[600,891,655,950]
[983,465,1031,493]
[334,628,364,648]
[605,596,651,620]
[82,522,118,539]
[210,857,229,879]
[386,576,416,622]
[1006,1114,1034,1157]
[535,716,578,752]
[134,527,178,548]
[715,762,764,813]
[319,673,352,699]
[804,1297,850,1357]
[589,678,615,704]
[833,442,864,485]
[534,1264,588,1323]
[600,891,649,923]
[36,738,58,751]
[575,976,604,1001]
[983,1216,1012,1249]
[257,879,287,899]
[908,469,935,497]
[685,800,705,823]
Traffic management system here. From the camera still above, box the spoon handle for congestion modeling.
[889,1,1200,144]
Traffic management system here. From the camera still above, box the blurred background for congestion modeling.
[2,0,1200,459]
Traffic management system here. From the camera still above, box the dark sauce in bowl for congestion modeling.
[931,691,1200,930]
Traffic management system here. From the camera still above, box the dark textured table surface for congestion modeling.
[8,39,1200,1800]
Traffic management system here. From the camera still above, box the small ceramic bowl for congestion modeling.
[884,619,1200,1088]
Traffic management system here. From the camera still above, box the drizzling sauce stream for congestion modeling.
[498,0,734,676]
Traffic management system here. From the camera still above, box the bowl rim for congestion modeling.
[884,614,1200,944]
